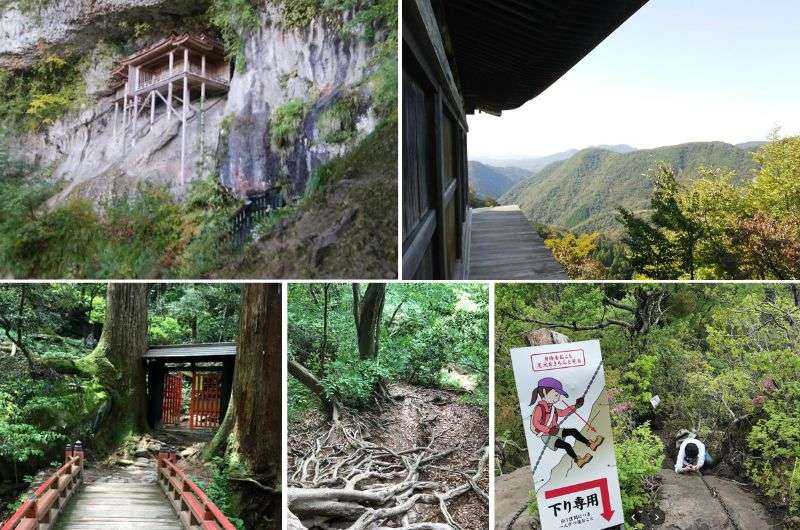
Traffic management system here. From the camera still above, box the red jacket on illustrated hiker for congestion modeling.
[528,377,600,469]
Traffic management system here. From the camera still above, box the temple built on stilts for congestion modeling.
[109,34,231,185]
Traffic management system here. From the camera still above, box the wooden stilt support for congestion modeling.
[150,90,156,125]
[181,69,188,186]
[132,67,140,148]
[121,84,128,151]
[167,51,174,120]
[132,95,138,149]
[113,101,119,139]
[200,81,206,167]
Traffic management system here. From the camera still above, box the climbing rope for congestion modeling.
[530,360,605,483]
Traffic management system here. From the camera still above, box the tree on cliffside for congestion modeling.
[205,283,282,530]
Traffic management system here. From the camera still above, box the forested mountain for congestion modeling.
[501,141,758,235]
[468,161,531,199]
[477,144,636,174]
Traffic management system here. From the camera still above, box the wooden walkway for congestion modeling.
[467,205,567,280]
[55,483,181,530]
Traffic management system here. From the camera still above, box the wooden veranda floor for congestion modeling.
[467,205,567,280]
[55,483,181,530]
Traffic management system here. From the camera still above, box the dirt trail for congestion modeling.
[288,382,489,530]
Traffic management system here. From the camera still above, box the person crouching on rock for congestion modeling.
[530,377,604,468]
[675,437,712,474]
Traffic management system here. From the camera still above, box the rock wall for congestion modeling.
[1,0,383,201]
[219,4,379,196]
[0,0,209,69]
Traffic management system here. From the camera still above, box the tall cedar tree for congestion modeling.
[206,284,282,529]
[91,283,149,447]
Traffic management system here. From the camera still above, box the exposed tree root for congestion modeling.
[288,414,489,530]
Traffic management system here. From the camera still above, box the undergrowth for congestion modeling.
[0,152,243,278]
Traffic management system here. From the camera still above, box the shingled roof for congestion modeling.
[109,33,226,90]
[438,0,649,114]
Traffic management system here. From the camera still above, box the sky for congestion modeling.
[467,0,800,160]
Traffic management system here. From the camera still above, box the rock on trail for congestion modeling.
[658,470,777,530]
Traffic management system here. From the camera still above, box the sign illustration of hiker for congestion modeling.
[512,339,625,530]
[530,377,605,468]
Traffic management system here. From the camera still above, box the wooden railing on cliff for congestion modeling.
[157,446,237,530]
[230,188,285,248]
[0,442,85,530]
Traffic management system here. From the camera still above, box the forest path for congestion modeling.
[54,457,180,530]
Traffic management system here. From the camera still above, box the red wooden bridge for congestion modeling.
[1,443,236,530]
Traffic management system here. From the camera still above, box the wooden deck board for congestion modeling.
[467,205,567,280]
[55,483,181,530]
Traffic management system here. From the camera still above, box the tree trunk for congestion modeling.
[210,284,282,530]
[91,283,150,450]
[355,284,385,360]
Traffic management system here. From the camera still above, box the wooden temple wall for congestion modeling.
[402,0,469,280]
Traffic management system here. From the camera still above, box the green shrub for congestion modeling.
[270,99,306,151]
[320,353,389,408]
[747,381,800,514]
[281,0,323,29]
[209,0,259,70]
[614,422,664,526]
[318,95,359,144]
[198,456,246,530]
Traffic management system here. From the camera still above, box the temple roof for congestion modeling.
[437,0,649,114]
[109,33,226,89]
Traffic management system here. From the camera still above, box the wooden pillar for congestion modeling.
[132,67,140,147]
[167,51,174,119]
[132,95,138,148]
[183,48,188,73]
[201,54,206,76]
[220,358,234,424]
[200,81,206,163]
[181,73,188,186]
[113,101,119,138]
[150,90,155,125]
[121,83,128,149]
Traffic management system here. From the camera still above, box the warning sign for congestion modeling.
[511,340,624,529]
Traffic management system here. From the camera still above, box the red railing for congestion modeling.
[157,447,237,530]
[1,442,85,530]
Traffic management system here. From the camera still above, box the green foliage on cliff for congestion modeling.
[209,0,259,69]
[270,99,306,151]
[318,94,359,144]
[0,55,87,131]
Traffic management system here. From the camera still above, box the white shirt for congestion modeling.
[675,438,706,473]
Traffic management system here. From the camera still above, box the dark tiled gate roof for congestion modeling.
[144,342,236,360]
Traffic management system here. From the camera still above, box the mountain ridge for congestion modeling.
[499,140,760,236]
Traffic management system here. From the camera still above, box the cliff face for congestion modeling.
[1,0,383,201]
[220,4,379,196]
